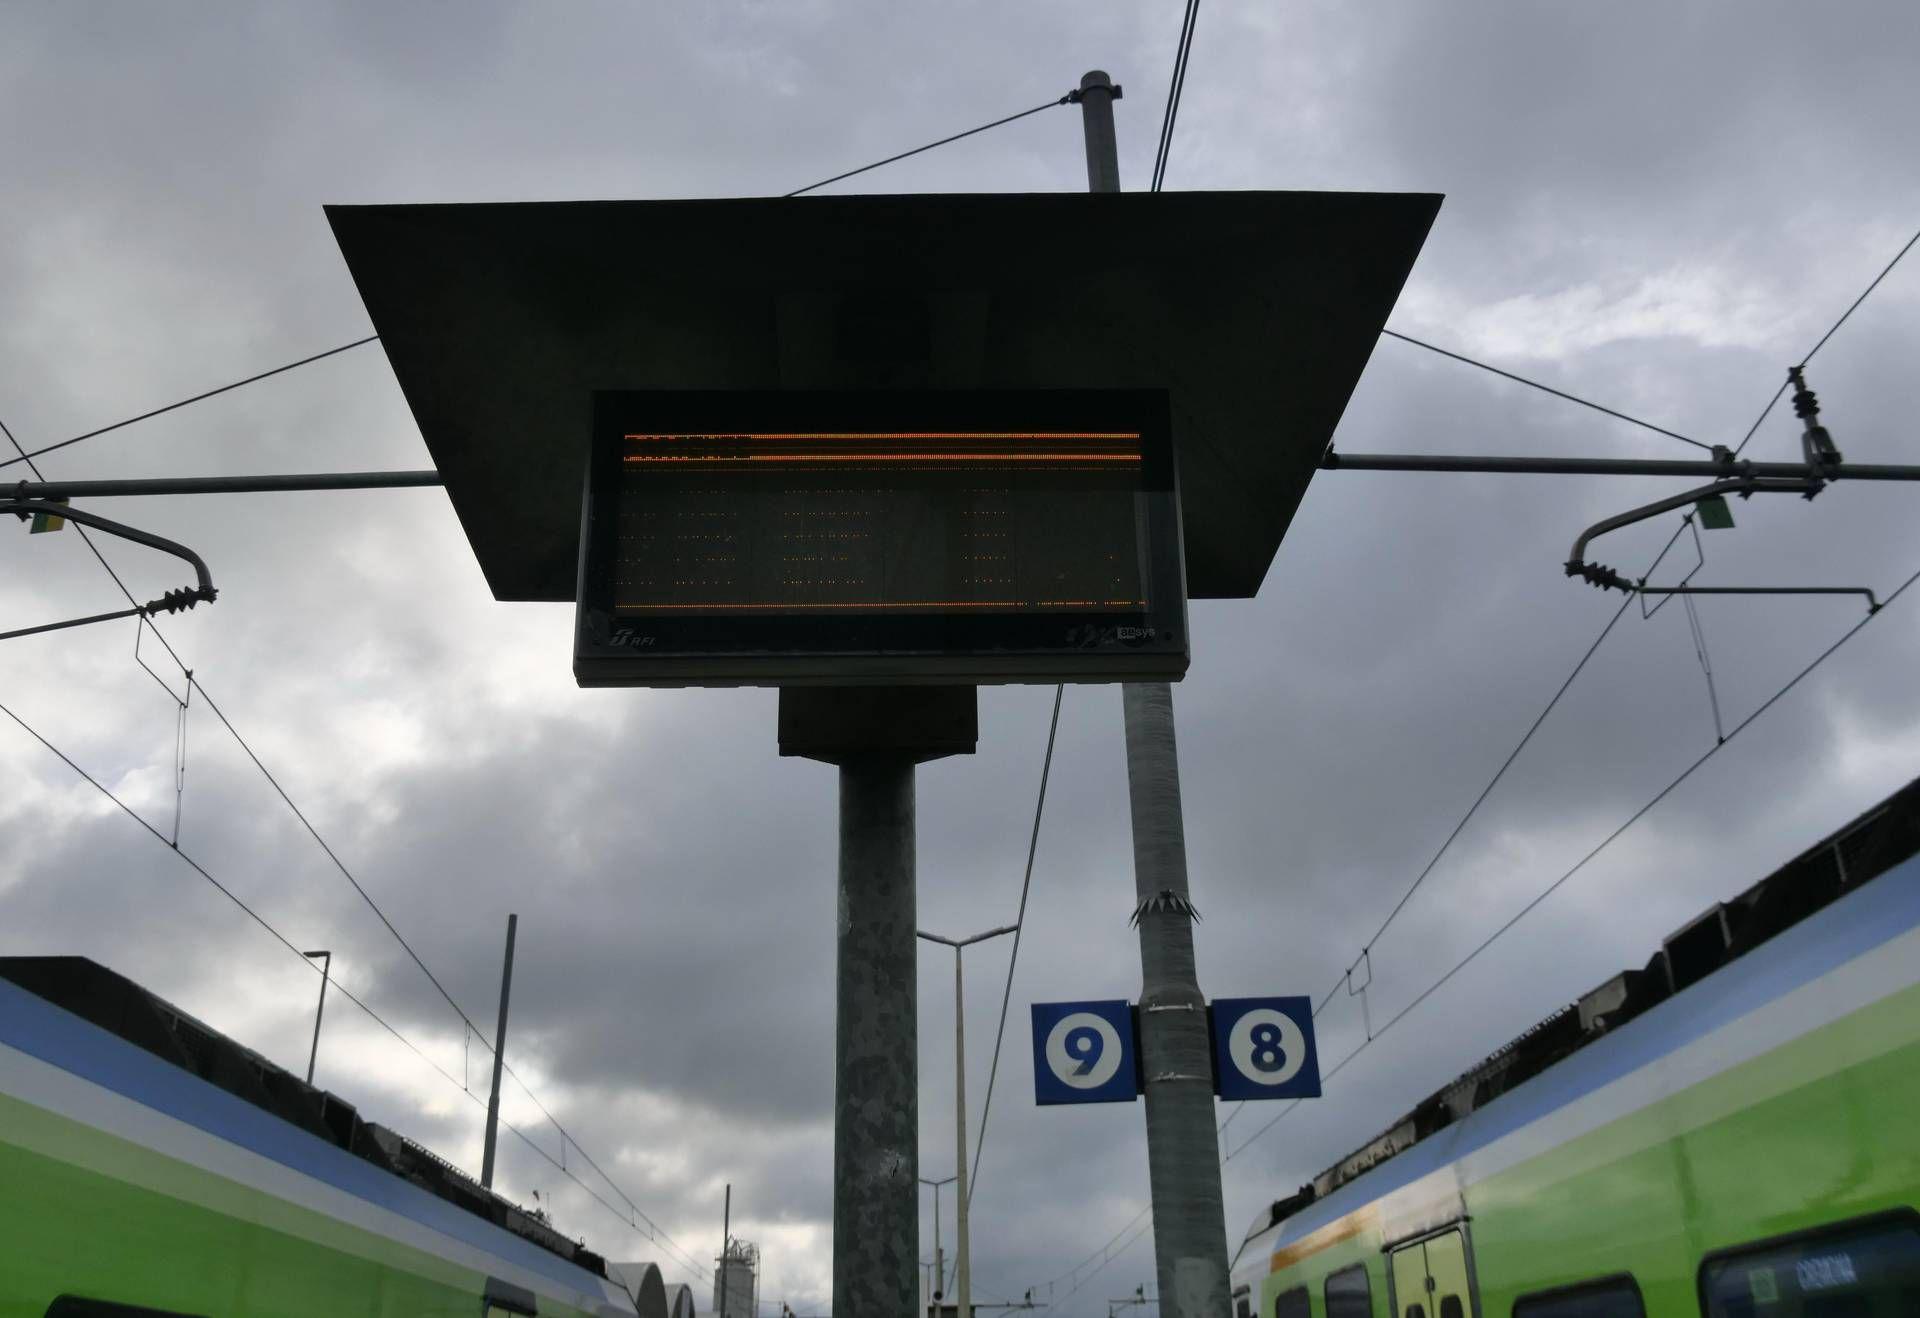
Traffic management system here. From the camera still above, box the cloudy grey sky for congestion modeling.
[4,1,1918,1312]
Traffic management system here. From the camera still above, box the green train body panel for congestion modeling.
[1259,986,1920,1317]
[1245,817,1920,1318]
[0,1093,605,1318]
[0,958,627,1318]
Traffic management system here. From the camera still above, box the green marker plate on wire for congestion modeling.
[1696,494,1735,530]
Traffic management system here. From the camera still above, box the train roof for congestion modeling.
[1242,773,1920,1249]
[0,953,612,1282]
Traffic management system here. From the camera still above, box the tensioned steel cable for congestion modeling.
[193,667,706,1277]
[1220,551,1920,1163]
[1047,1212,1156,1318]
[1799,224,1920,370]
[9,93,1098,1277]
[1217,518,1691,1141]
[0,694,667,1251]
[967,683,1065,1208]
[186,676,498,1046]
[8,407,696,1274]
[496,1058,708,1278]
[784,93,1075,198]
[1379,329,1712,451]
[0,335,379,473]
[1732,222,1919,459]
[3,418,198,675]
[1150,0,1202,192]
[1034,1205,1152,1304]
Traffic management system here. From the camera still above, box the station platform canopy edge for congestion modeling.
[326,189,1440,603]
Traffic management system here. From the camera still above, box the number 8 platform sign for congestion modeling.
[1210,997,1322,1100]
[1030,1000,1141,1105]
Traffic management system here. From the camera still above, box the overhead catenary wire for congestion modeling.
[1219,519,1690,1141]
[7,66,1907,1296]
[3,418,196,679]
[1236,227,1920,1133]
[1221,551,1920,1163]
[1149,0,1202,192]
[1379,329,1712,452]
[6,412,701,1283]
[1731,222,1918,459]
[1033,1205,1152,1301]
[191,671,707,1280]
[0,693,710,1276]
[1045,1211,1156,1317]
[0,335,379,473]
[1798,224,1920,370]
[185,676,498,1051]
[967,683,1065,1208]
[784,93,1075,199]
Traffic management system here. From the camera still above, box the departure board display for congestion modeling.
[575,391,1186,686]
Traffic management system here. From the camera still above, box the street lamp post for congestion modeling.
[301,950,331,1086]
[918,924,1019,1318]
[920,1174,957,1307]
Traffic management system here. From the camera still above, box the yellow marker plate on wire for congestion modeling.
[28,498,68,534]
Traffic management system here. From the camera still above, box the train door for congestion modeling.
[1388,1228,1479,1318]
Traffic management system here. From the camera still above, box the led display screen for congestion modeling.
[575,391,1186,686]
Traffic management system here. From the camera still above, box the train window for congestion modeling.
[482,1274,539,1317]
[1439,1300,1463,1318]
[1275,1285,1312,1318]
[45,1301,207,1318]
[1326,1264,1372,1318]
[1236,1288,1253,1318]
[1511,1274,1644,1318]
[1700,1212,1920,1318]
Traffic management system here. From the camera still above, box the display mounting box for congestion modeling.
[574,390,1187,687]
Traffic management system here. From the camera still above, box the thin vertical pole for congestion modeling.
[1080,69,1233,1318]
[1077,70,1122,193]
[480,912,518,1190]
[719,1182,732,1318]
[304,950,331,1086]
[953,948,972,1318]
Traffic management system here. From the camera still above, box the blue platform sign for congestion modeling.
[1210,996,1322,1100]
[1031,1000,1139,1105]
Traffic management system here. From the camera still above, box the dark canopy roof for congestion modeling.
[328,190,1438,602]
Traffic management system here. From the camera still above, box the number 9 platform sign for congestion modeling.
[1210,996,1321,1100]
[1030,1001,1140,1105]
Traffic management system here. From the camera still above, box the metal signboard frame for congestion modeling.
[1210,995,1322,1101]
[575,389,1187,688]
[1031,1000,1142,1105]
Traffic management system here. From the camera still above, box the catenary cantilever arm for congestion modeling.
[3,500,217,641]
[1565,477,1815,587]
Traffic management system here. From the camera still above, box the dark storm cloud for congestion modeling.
[5,1,1919,1313]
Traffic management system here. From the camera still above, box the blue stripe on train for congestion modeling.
[1261,852,1920,1252]
[0,979,608,1299]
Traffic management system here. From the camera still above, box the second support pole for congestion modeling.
[834,757,921,1318]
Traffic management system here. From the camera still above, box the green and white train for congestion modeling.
[1229,776,1920,1318]
[0,956,638,1317]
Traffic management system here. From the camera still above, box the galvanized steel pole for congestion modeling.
[1081,68,1234,1318]
[834,759,919,1318]
[480,912,518,1190]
